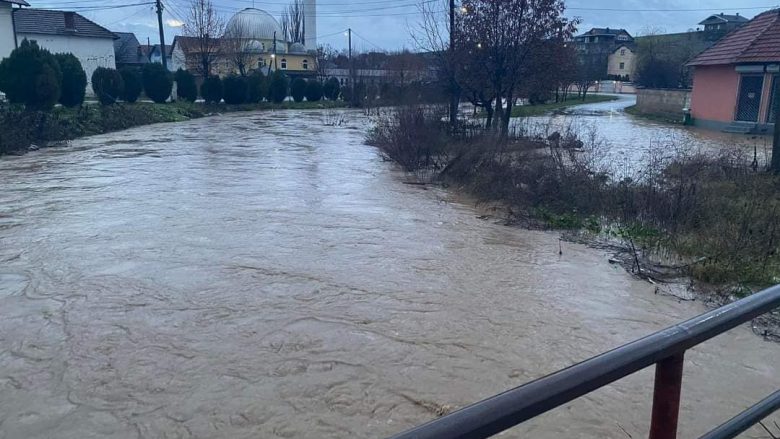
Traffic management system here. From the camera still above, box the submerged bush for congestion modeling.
[305,80,323,102]
[142,63,173,103]
[323,76,340,100]
[290,77,306,103]
[246,72,267,103]
[267,70,288,103]
[119,67,142,103]
[55,53,86,107]
[175,69,197,102]
[200,76,223,104]
[223,75,248,105]
[0,39,62,110]
[91,67,124,105]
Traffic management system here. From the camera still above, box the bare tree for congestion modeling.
[455,0,578,136]
[413,0,459,125]
[223,18,255,76]
[281,0,305,44]
[183,0,225,77]
[315,44,338,80]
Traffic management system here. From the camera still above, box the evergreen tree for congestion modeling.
[54,53,86,107]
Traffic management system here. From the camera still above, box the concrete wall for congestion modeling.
[690,64,740,123]
[0,3,16,60]
[635,88,691,115]
[17,33,116,94]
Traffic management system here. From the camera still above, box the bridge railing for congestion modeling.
[388,285,780,439]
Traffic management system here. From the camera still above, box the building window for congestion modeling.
[280,58,287,69]
[258,59,265,68]
[620,49,626,56]
[619,62,625,70]
[302,59,308,70]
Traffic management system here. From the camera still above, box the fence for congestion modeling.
[389,284,780,439]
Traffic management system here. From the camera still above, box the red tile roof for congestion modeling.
[689,9,780,66]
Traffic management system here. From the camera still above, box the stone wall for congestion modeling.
[635,88,692,116]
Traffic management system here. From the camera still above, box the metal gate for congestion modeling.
[736,75,764,122]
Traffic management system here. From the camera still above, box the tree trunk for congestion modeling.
[501,93,514,137]
[485,103,494,129]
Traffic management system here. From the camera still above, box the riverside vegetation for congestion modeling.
[0,40,351,155]
[367,105,780,297]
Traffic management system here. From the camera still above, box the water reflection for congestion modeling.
[0,109,777,438]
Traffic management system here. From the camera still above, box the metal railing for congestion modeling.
[389,284,780,439]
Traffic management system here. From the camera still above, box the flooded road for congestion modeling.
[516,94,772,174]
[0,109,778,439]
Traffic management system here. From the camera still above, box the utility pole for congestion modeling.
[273,31,278,70]
[348,28,354,106]
[155,0,167,70]
[448,0,458,127]
[773,85,780,173]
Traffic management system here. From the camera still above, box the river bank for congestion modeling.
[0,100,347,156]
[1,109,778,438]
[368,105,780,324]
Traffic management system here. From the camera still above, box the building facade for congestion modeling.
[13,9,116,90]
[0,0,27,60]
[688,9,780,132]
[172,7,316,78]
[607,45,636,80]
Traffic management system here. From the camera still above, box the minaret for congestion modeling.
[303,0,316,51]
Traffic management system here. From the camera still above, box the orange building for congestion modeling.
[688,9,780,133]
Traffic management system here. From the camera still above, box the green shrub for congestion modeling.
[323,76,340,100]
[54,53,86,107]
[200,76,223,103]
[0,39,62,110]
[175,69,197,102]
[305,80,323,102]
[91,67,124,105]
[119,67,142,103]
[223,75,248,105]
[290,77,306,102]
[267,70,288,103]
[142,63,173,103]
[246,72,267,103]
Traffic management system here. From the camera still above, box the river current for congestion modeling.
[0,109,778,438]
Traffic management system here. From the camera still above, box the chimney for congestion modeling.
[63,11,75,32]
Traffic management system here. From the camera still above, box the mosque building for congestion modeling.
[171,0,317,78]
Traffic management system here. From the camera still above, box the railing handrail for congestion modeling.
[389,284,780,439]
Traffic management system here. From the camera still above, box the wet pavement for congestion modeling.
[0,109,778,438]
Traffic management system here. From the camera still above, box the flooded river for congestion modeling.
[516,94,772,174]
[0,109,778,438]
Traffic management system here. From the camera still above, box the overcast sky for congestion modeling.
[30,0,774,51]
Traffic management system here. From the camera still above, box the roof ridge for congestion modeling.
[736,11,780,60]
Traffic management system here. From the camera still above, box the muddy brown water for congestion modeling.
[0,109,778,439]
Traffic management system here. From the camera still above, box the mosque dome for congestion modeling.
[226,8,283,41]
[289,42,306,54]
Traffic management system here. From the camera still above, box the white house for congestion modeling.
[0,0,27,60]
[12,8,117,89]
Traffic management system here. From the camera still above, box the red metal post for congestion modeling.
[649,353,685,439]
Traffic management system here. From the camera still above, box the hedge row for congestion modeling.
[198,72,341,104]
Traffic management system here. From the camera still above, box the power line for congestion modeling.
[351,30,382,50]
[567,5,773,12]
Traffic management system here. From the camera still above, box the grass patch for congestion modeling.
[510,94,619,117]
